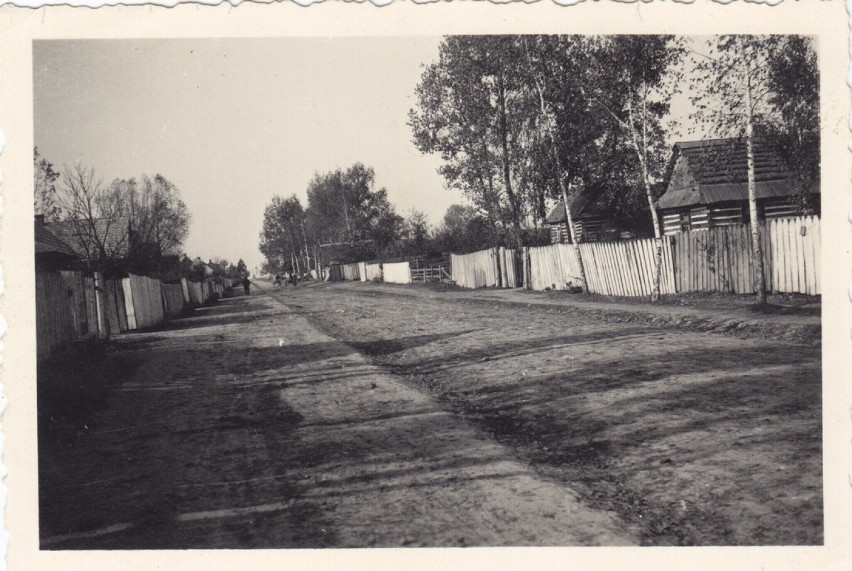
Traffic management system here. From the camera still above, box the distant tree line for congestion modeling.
[258,162,546,274]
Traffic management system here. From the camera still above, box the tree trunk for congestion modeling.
[523,45,588,293]
[559,180,589,293]
[626,89,663,302]
[301,224,312,272]
[497,72,523,249]
[292,251,300,276]
[743,41,767,305]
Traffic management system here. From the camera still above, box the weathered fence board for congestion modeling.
[451,247,517,289]
[103,279,121,334]
[671,216,819,295]
[36,272,76,362]
[84,277,98,336]
[341,263,360,281]
[121,278,137,330]
[383,261,412,284]
[187,281,204,305]
[162,283,186,317]
[529,238,675,297]
[59,271,90,336]
[451,249,495,289]
[180,278,191,304]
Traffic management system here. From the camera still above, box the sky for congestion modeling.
[34,37,463,272]
[34,37,711,273]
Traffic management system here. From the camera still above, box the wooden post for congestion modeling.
[122,277,137,331]
[493,247,502,288]
[93,272,108,338]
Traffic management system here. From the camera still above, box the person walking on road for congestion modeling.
[242,275,251,296]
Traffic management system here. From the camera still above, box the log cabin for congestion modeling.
[656,138,819,236]
[545,193,624,244]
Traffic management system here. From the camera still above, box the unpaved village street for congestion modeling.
[38,281,821,548]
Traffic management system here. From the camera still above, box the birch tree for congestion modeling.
[583,36,684,301]
[689,35,807,305]
[523,36,589,292]
[259,195,309,274]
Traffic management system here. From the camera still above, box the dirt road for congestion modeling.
[38,286,633,549]
[38,280,821,548]
[268,280,822,546]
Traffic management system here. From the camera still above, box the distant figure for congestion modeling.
[290,273,298,287]
[274,274,282,287]
[242,276,251,296]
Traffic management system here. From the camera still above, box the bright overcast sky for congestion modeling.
[34,37,463,272]
[34,37,708,273]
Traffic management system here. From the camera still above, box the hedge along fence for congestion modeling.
[363,263,382,282]
[382,261,412,284]
[450,247,518,289]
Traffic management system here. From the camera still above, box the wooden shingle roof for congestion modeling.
[657,138,814,209]
[46,218,129,260]
[35,221,78,257]
[545,193,606,225]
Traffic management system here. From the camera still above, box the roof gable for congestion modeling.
[46,218,129,260]
[545,193,603,225]
[657,138,810,210]
[35,221,78,258]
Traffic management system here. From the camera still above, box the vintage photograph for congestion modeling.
[33,34,822,549]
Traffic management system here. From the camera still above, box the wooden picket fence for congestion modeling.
[362,263,382,282]
[526,215,820,297]
[383,261,412,284]
[580,238,677,296]
[451,247,518,289]
[321,216,819,298]
[162,283,186,317]
[671,215,820,295]
[341,263,361,281]
[36,269,230,362]
[527,238,676,296]
[36,272,77,362]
